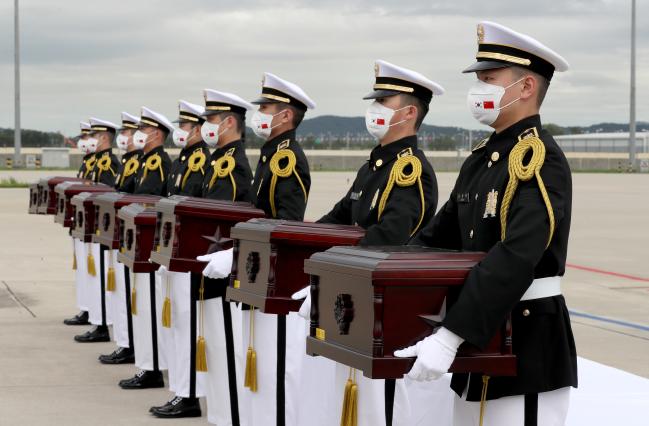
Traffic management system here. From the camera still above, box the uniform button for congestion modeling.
[475,193,478,200]
[211,160,216,166]
[491,152,500,162]
[488,161,492,168]
[262,155,267,162]
[469,229,474,239]
[181,156,186,161]
[376,159,383,167]
[522,309,531,317]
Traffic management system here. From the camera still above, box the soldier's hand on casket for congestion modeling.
[196,248,234,279]
[394,327,464,381]
[291,286,311,319]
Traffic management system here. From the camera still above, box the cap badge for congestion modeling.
[477,24,485,44]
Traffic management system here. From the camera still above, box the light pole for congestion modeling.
[629,0,637,172]
[14,0,21,168]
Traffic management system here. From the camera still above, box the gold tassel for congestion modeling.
[195,276,208,372]
[87,252,96,277]
[131,277,137,316]
[72,251,77,270]
[106,251,116,292]
[161,276,171,328]
[479,375,490,426]
[340,368,358,426]
[244,309,258,392]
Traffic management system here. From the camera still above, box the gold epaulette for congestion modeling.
[96,154,115,178]
[119,156,140,187]
[209,151,237,200]
[377,151,425,236]
[268,147,307,218]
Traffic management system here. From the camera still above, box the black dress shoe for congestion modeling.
[63,311,90,326]
[149,399,174,413]
[74,325,110,343]
[152,396,201,418]
[99,347,135,364]
[119,370,164,389]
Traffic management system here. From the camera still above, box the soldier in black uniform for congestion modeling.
[131,107,173,196]
[294,60,444,426]
[99,112,142,366]
[398,21,577,426]
[75,121,95,181]
[199,73,315,426]
[87,117,121,187]
[119,107,174,391]
[114,112,143,194]
[167,100,210,198]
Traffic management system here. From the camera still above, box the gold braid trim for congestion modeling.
[500,135,555,248]
[119,156,139,187]
[181,150,206,190]
[96,155,116,179]
[269,149,307,218]
[377,155,425,237]
[209,156,237,200]
[83,157,96,179]
[143,153,165,182]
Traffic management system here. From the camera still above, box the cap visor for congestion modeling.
[250,96,279,105]
[202,110,223,117]
[362,89,402,100]
[462,60,511,74]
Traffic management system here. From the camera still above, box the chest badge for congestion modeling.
[483,189,498,218]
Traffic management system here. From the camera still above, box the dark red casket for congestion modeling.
[92,193,160,249]
[149,196,265,274]
[71,191,114,242]
[54,182,113,228]
[37,176,88,215]
[226,220,366,315]
[304,246,516,379]
[117,204,159,273]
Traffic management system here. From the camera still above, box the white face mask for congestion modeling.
[116,133,130,151]
[365,101,411,140]
[172,128,189,148]
[201,121,226,148]
[132,130,148,150]
[85,137,99,153]
[251,109,286,140]
[77,139,88,154]
[466,77,525,126]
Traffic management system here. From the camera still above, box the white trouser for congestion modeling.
[132,271,168,371]
[239,310,305,426]
[168,271,205,398]
[453,387,571,426]
[203,298,244,426]
[73,238,88,311]
[106,250,128,348]
[406,376,455,425]
[87,243,112,326]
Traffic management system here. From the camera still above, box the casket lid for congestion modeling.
[305,245,485,282]
[174,197,264,221]
[118,203,157,225]
[270,222,365,247]
[230,218,287,242]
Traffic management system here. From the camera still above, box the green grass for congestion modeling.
[0,177,29,188]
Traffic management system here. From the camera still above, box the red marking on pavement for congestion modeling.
[567,263,649,283]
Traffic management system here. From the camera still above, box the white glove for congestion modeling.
[196,248,234,279]
[393,327,464,381]
[291,286,311,319]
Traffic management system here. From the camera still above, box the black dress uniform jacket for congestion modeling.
[166,141,210,197]
[133,145,172,196]
[115,150,143,193]
[202,139,253,202]
[250,129,310,221]
[319,135,438,246]
[411,115,577,401]
[90,148,121,186]
[198,139,255,300]
[77,153,95,179]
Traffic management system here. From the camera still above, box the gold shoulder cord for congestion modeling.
[143,154,165,182]
[84,157,97,179]
[500,130,555,248]
[181,150,206,190]
[377,154,425,236]
[119,156,139,187]
[209,155,237,201]
[268,149,307,218]
[96,155,116,180]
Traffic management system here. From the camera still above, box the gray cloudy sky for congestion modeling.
[0,0,647,136]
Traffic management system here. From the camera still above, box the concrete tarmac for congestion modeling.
[0,171,648,424]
